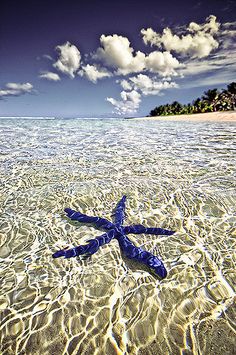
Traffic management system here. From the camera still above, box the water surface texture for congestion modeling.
[0,118,235,355]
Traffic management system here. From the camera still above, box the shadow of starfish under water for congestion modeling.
[52,196,175,279]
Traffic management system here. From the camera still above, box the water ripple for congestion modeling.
[0,118,235,354]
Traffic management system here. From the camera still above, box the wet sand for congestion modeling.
[130,111,236,122]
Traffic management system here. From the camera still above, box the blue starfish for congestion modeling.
[52,196,175,279]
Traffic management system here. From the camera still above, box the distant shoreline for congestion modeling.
[127,111,236,122]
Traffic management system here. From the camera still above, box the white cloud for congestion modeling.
[183,72,236,88]
[53,41,81,78]
[79,64,112,83]
[179,51,233,78]
[222,21,236,29]
[179,47,236,88]
[188,14,220,34]
[141,28,158,47]
[36,15,235,113]
[0,82,33,98]
[94,34,146,75]
[141,15,220,58]
[39,71,61,81]
[107,90,141,115]
[175,18,236,88]
[109,73,178,115]
[4,83,33,91]
[145,51,181,76]
[43,54,53,61]
[93,34,181,77]
[119,79,132,91]
[179,60,214,77]
[127,74,178,95]
[220,21,236,50]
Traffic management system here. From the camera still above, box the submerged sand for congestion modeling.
[0,117,235,354]
[131,111,236,122]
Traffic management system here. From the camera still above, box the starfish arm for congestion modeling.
[117,235,167,279]
[114,195,127,226]
[123,224,175,236]
[52,229,117,259]
[64,208,114,230]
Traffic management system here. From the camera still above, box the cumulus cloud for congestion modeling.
[79,64,112,83]
[53,41,81,78]
[107,90,141,115]
[93,34,182,77]
[36,14,235,114]
[94,34,146,75]
[0,82,33,98]
[188,14,219,34]
[145,51,181,76]
[39,71,61,81]
[124,74,178,95]
[141,15,220,58]
[174,18,236,88]
[119,79,132,91]
[109,73,178,115]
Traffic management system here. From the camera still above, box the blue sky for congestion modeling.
[0,0,236,117]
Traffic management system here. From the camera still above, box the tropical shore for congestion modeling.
[129,111,236,122]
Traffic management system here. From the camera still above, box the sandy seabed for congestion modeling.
[131,111,236,122]
[0,117,235,355]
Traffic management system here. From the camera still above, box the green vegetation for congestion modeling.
[149,82,236,117]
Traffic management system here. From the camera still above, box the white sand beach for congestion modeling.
[131,111,236,122]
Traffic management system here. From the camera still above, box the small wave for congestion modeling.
[0,116,56,120]
[0,116,121,120]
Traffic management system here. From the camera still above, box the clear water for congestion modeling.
[0,118,235,355]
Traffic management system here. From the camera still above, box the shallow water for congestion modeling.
[0,117,235,355]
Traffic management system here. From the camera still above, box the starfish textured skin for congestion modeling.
[52,196,175,279]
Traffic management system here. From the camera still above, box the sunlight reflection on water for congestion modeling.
[0,118,235,354]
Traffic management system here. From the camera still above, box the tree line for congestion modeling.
[149,82,236,117]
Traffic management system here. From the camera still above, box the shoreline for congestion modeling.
[128,111,236,122]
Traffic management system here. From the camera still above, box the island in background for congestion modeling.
[146,82,236,119]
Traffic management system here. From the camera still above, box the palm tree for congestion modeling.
[171,101,183,114]
[148,82,236,117]
[202,88,220,112]
[217,91,232,111]
[225,82,236,110]
[192,98,202,113]
[227,82,236,95]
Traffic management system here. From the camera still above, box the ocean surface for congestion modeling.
[0,117,235,355]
